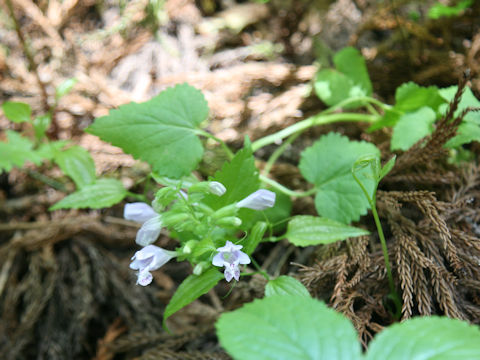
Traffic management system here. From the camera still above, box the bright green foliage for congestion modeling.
[203,145,259,210]
[378,156,396,181]
[369,82,445,132]
[0,131,43,171]
[55,78,78,100]
[242,221,267,255]
[35,141,69,161]
[428,0,472,19]
[33,115,51,140]
[164,268,224,327]
[440,86,480,148]
[2,101,31,123]
[299,133,380,223]
[265,276,310,298]
[216,295,362,360]
[49,178,127,210]
[285,215,369,246]
[391,107,436,151]
[366,316,480,360]
[53,146,96,189]
[217,295,480,360]
[86,83,209,178]
[314,47,372,109]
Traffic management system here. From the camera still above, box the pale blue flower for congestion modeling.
[236,189,276,210]
[124,202,157,223]
[130,245,177,286]
[212,241,250,282]
[124,202,163,246]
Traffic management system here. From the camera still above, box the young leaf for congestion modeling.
[203,145,259,210]
[2,102,31,123]
[379,156,396,181]
[333,46,372,96]
[395,82,445,113]
[216,295,362,360]
[164,268,223,327]
[0,131,43,171]
[390,107,436,151]
[265,276,310,298]
[366,316,480,360]
[53,146,96,189]
[285,215,369,246]
[428,0,473,19]
[299,133,380,223]
[86,83,209,178]
[55,78,78,100]
[36,141,69,161]
[49,178,127,210]
[33,115,51,140]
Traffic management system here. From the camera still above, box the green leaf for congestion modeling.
[445,122,480,148]
[203,145,259,211]
[285,215,369,246]
[428,0,473,19]
[333,47,372,96]
[242,221,267,255]
[164,268,223,327]
[0,131,43,171]
[53,145,96,189]
[33,115,51,140]
[55,78,78,100]
[314,69,363,108]
[395,82,445,113]
[439,86,480,125]
[49,178,127,210]
[36,140,69,161]
[86,83,209,178]
[2,102,31,123]
[379,156,396,181]
[299,133,380,223]
[391,107,436,151]
[216,295,362,360]
[265,276,310,298]
[366,316,480,360]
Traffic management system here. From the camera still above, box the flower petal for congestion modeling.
[135,216,163,246]
[124,202,157,223]
[212,253,224,267]
[236,189,276,210]
[236,251,251,265]
[137,270,153,286]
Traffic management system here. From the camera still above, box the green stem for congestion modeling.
[259,175,316,198]
[250,257,270,281]
[126,191,147,202]
[263,132,301,176]
[351,171,400,314]
[26,169,66,191]
[251,113,378,152]
[197,130,234,160]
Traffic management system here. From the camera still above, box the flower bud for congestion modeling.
[162,212,190,227]
[216,216,242,228]
[212,204,238,220]
[193,261,209,276]
[183,240,198,254]
[135,215,163,246]
[209,181,226,196]
[124,202,157,223]
[236,189,276,210]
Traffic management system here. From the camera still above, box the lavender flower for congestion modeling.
[130,245,177,286]
[124,202,162,246]
[212,241,251,282]
[236,189,276,211]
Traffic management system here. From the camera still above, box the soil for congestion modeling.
[1,0,480,359]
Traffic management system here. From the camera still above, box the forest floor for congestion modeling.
[1,0,480,359]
